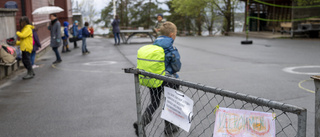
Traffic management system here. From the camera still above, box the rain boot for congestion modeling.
[66,45,71,52]
[164,121,180,135]
[133,112,152,137]
[23,69,34,80]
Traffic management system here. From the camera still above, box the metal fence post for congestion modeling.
[134,73,144,137]
[297,109,307,137]
[312,76,320,137]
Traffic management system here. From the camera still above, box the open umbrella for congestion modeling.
[32,6,64,15]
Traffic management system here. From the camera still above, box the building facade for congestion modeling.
[241,0,320,35]
[0,8,18,41]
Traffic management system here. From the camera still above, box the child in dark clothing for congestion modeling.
[31,28,41,68]
[82,22,90,55]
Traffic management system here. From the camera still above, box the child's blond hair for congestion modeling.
[159,21,177,37]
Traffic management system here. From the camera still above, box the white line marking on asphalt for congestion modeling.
[282,66,320,75]
[83,61,117,66]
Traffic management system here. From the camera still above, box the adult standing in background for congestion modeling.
[112,15,120,45]
[71,20,79,48]
[48,14,62,64]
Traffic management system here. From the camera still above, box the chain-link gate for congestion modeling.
[124,68,307,137]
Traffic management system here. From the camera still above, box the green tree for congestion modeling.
[96,0,135,28]
[209,0,241,35]
[118,0,132,27]
[172,0,221,36]
[172,0,207,35]
[95,1,113,27]
[211,0,231,35]
[203,2,218,36]
[130,0,165,29]
[166,1,194,35]
[78,0,97,25]
[97,0,164,29]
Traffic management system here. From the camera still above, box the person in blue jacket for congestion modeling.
[62,21,71,53]
[71,20,79,48]
[81,22,90,55]
[111,15,120,45]
[133,21,181,136]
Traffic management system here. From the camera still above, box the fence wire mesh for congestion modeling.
[125,68,307,137]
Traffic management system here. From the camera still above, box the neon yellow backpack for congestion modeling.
[137,45,165,88]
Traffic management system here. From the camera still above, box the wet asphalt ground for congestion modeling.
[0,36,319,136]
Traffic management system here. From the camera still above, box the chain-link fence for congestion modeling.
[124,68,307,137]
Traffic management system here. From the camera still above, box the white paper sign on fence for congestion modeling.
[213,107,276,137]
[161,87,194,132]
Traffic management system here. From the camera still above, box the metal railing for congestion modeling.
[124,68,307,137]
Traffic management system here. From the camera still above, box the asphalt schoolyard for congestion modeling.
[0,36,319,136]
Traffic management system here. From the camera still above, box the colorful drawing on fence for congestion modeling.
[161,87,194,132]
[213,107,275,137]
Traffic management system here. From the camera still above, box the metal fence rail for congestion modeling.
[124,68,307,137]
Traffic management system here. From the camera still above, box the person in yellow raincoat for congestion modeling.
[16,16,35,80]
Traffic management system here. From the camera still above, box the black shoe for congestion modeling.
[133,122,138,136]
[66,50,71,52]
[53,60,62,64]
[61,51,66,53]
[74,46,79,49]
[86,51,90,54]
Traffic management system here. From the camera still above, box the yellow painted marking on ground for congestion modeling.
[298,79,315,93]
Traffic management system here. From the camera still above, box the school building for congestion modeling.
[240,0,320,37]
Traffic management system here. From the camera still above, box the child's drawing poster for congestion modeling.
[213,107,275,137]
